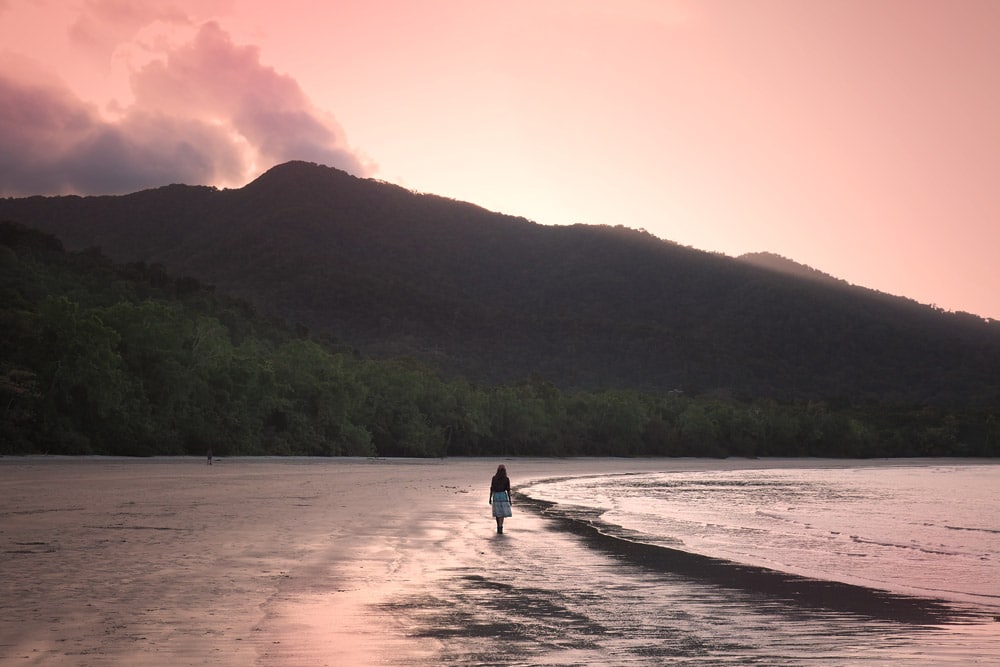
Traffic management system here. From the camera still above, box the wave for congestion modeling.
[517,493,985,626]
[849,535,965,558]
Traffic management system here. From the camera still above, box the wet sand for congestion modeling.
[1,457,994,665]
[0,456,670,665]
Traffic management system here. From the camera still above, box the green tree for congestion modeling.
[32,297,137,453]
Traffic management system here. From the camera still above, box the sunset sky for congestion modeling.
[2,1,998,320]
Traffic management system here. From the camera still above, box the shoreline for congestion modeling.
[520,494,978,626]
[1,456,996,665]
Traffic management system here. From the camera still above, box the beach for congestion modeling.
[1,457,996,665]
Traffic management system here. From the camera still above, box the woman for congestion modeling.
[489,464,512,533]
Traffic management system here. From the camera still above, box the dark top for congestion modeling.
[490,473,511,495]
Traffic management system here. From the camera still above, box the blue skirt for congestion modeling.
[491,492,512,518]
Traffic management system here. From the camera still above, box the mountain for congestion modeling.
[2,161,998,405]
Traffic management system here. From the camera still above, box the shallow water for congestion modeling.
[521,462,1000,612]
[384,461,1000,665]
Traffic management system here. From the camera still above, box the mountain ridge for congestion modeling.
[737,252,848,287]
[1,161,998,405]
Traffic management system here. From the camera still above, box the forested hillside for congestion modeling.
[2,161,999,408]
[3,222,996,458]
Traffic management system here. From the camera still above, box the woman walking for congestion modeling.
[489,464,512,533]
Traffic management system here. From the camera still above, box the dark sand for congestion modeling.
[1,457,995,665]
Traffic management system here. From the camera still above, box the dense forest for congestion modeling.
[3,222,997,458]
[2,161,998,408]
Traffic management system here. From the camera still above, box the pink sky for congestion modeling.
[1,1,998,320]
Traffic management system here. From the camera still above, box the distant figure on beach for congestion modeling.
[489,464,512,533]
[207,448,213,465]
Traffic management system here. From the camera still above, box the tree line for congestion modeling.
[2,222,997,458]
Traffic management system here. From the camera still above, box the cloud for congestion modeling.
[0,70,245,195]
[61,110,249,194]
[131,22,367,175]
[0,19,369,196]
[68,0,192,65]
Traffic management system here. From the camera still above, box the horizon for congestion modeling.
[1,1,998,320]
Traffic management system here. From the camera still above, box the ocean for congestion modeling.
[386,460,1000,665]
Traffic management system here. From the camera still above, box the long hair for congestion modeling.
[495,464,507,477]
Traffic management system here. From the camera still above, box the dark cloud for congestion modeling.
[0,73,245,195]
[59,111,247,194]
[0,21,369,196]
